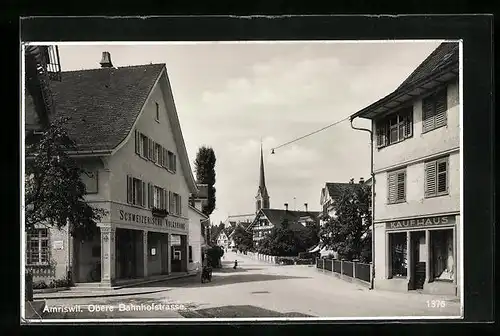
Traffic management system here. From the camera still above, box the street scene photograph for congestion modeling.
[22,39,462,322]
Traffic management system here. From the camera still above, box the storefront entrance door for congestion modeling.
[411,231,426,290]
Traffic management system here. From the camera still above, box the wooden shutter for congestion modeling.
[141,181,146,207]
[396,171,405,201]
[404,110,413,138]
[126,175,133,204]
[159,188,165,210]
[147,183,151,208]
[163,149,167,167]
[178,195,182,216]
[437,158,448,193]
[425,161,437,197]
[422,97,435,132]
[169,191,173,213]
[135,131,140,154]
[435,90,447,128]
[158,145,163,166]
[387,172,396,203]
[173,154,177,172]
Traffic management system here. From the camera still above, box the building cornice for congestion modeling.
[374,146,460,174]
[374,210,460,224]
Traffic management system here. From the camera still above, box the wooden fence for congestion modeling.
[316,258,371,285]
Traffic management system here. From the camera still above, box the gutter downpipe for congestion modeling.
[350,117,375,290]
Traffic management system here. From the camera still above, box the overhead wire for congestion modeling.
[270,115,351,153]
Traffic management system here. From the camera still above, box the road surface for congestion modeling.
[37,251,461,319]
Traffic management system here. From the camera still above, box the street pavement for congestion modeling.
[36,251,461,320]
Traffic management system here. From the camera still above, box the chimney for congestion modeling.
[359,177,364,184]
[284,203,289,211]
[100,51,113,68]
[304,203,308,212]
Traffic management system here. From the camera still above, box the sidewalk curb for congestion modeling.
[34,273,197,300]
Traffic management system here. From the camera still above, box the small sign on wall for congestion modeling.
[53,240,64,250]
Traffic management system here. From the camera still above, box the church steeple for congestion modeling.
[256,141,270,213]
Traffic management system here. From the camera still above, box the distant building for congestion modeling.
[350,42,460,296]
[315,178,371,258]
[247,204,321,248]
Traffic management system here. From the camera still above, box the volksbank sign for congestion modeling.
[117,208,186,231]
[385,215,456,231]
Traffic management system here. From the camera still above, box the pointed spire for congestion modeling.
[259,141,266,192]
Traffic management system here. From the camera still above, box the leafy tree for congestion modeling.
[319,178,372,262]
[258,219,305,256]
[194,146,216,216]
[25,117,107,241]
[296,221,320,250]
[206,245,224,268]
[232,225,253,252]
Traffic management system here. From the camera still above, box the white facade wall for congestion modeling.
[372,79,460,296]
[187,207,204,272]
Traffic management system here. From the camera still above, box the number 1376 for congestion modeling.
[427,300,446,308]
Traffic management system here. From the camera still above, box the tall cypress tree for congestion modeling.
[194,146,217,216]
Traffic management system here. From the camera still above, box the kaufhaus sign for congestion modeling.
[385,215,456,231]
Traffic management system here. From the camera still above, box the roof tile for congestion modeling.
[25,64,165,152]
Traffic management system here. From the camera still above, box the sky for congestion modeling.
[56,41,442,225]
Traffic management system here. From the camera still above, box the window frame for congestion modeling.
[155,102,160,122]
[422,88,448,134]
[127,176,146,207]
[26,228,50,266]
[424,156,449,198]
[388,232,408,278]
[139,133,148,159]
[375,106,414,149]
[387,168,407,204]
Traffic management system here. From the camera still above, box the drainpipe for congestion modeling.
[350,117,375,290]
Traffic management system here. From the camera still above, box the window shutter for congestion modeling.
[396,171,405,201]
[141,181,146,207]
[160,188,165,210]
[178,195,182,216]
[387,172,396,203]
[147,183,151,208]
[127,175,134,204]
[437,159,448,193]
[422,97,435,132]
[163,149,167,167]
[173,154,177,172]
[135,131,140,154]
[158,146,163,166]
[169,191,173,213]
[425,161,437,197]
[435,91,447,128]
[404,111,413,138]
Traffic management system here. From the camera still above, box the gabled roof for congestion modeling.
[24,62,198,193]
[325,182,362,199]
[188,204,209,219]
[25,64,165,152]
[350,42,459,120]
[248,209,321,231]
[397,42,459,90]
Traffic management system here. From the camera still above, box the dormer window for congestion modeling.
[155,102,160,122]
